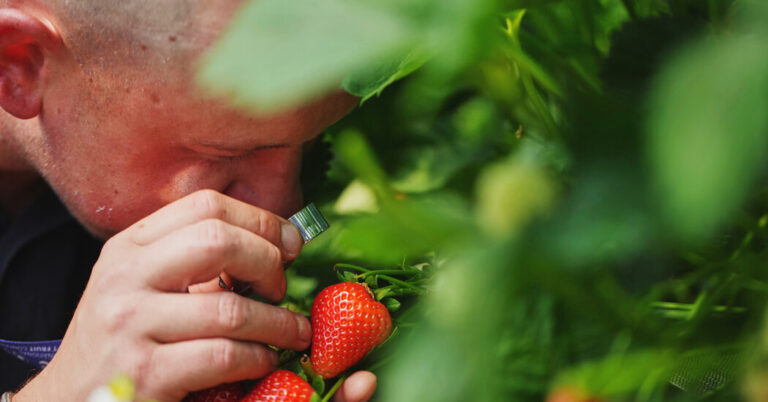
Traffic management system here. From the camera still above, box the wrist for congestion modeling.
[12,368,64,402]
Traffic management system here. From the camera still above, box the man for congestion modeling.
[0,0,376,400]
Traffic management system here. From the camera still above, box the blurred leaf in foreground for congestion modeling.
[646,32,768,243]
[198,0,413,111]
[343,47,430,103]
[475,148,557,238]
[553,348,675,400]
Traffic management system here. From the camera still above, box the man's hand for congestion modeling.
[12,190,374,401]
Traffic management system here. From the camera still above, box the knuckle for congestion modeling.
[217,293,247,332]
[255,210,281,242]
[195,219,232,253]
[211,340,238,372]
[265,242,282,267]
[273,310,295,337]
[125,344,154,389]
[101,236,120,254]
[98,301,138,334]
[96,237,130,270]
[90,261,127,291]
[191,189,227,220]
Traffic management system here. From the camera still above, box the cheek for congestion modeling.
[99,148,306,231]
[62,157,237,237]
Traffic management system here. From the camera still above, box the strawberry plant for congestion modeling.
[199,0,768,401]
[266,264,426,400]
[192,263,427,401]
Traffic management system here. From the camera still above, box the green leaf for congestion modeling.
[555,349,676,398]
[198,0,413,112]
[647,34,768,242]
[335,269,348,283]
[383,297,402,312]
[342,270,358,283]
[333,180,379,214]
[343,47,430,103]
[365,274,379,288]
[311,375,326,395]
[475,154,557,238]
[332,129,393,199]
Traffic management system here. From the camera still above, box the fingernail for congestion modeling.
[295,314,312,345]
[281,223,302,260]
[269,350,279,367]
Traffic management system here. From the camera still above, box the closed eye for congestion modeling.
[210,144,289,161]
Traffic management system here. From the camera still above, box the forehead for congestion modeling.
[59,1,246,60]
[50,1,356,147]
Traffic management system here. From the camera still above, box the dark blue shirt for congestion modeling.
[0,187,102,391]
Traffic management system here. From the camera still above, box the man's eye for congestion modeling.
[209,144,289,162]
[219,155,246,162]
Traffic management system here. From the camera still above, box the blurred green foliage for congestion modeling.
[201,0,768,400]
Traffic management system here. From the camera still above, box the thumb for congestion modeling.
[333,371,377,402]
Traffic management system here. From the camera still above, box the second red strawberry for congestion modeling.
[310,282,393,379]
[241,370,316,402]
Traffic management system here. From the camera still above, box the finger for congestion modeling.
[142,292,311,350]
[334,371,377,402]
[151,338,278,394]
[187,275,231,294]
[188,273,253,295]
[125,190,303,260]
[139,218,286,300]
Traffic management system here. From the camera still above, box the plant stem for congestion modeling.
[521,71,558,138]
[374,286,425,299]
[651,301,746,313]
[372,275,424,292]
[335,263,372,273]
[320,376,347,402]
[355,269,421,277]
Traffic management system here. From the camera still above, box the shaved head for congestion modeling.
[3,0,243,69]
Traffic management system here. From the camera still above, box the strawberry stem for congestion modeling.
[300,354,319,379]
[335,263,421,275]
[320,375,347,402]
[334,263,373,273]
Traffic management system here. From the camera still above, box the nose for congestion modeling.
[222,165,304,219]
[224,181,304,218]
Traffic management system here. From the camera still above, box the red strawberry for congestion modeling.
[182,383,245,402]
[310,282,392,378]
[241,370,316,402]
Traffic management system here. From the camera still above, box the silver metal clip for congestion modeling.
[288,203,330,244]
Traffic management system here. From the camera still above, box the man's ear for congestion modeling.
[0,9,62,119]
